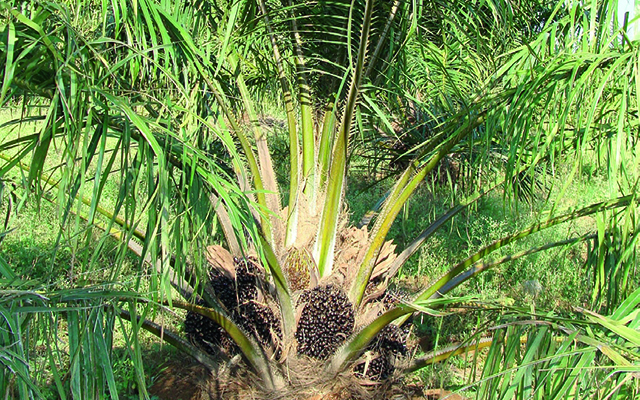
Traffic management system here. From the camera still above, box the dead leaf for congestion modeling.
[205,245,236,279]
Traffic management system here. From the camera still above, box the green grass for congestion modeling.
[0,105,203,397]
[345,168,610,308]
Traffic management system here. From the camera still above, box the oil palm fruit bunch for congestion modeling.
[295,285,355,360]
[2,0,639,398]
[184,255,281,355]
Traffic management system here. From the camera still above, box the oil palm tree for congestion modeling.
[0,0,638,398]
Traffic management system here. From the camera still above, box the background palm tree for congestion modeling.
[0,0,638,398]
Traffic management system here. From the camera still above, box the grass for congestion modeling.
[0,204,187,398]
[346,166,609,308]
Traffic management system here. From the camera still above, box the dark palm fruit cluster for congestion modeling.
[382,288,410,308]
[373,324,408,356]
[354,354,394,381]
[238,301,280,347]
[184,298,228,354]
[234,257,259,303]
[295,285,355,359]
[184,268,237,353]
[184,257,280,355]
[353,316,409,381]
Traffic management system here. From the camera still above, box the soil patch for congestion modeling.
[149,359,209,400]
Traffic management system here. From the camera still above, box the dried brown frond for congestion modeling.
[206,245,237,279]
[332,225,398,303]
